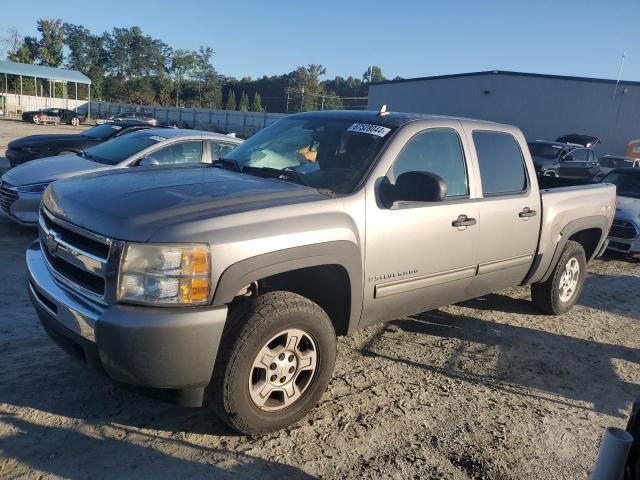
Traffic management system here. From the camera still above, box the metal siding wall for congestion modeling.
[369,75,640,155]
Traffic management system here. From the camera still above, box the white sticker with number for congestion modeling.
[110,125,122,130]
[149,135,167,142]
[347,123,391,137]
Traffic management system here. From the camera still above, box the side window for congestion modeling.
[588,150,595,162]
[393,128,469,197]
[567,148,589,162]
[473,131,527,196]
[210,141,237,161]
[148,141,203,165]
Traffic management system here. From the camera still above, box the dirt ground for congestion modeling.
[0,118,639,479]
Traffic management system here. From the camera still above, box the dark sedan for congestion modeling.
[21,108,85,126]
[5,121,158,168]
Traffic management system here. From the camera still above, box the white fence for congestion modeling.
[82,101,287,137]
[0,94,287,137]
[0,93,87,113]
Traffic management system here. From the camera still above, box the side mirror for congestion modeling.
[138,157,160,166]
[380,171,447,208]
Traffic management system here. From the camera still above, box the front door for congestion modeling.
[559,147,597,179]
[362,123,480,327]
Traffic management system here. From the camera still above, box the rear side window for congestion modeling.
[393,128,468,197]
[473,131,527,196]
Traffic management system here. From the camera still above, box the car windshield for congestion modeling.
[602,171,640,198]
[81,124,124,140]
[222,117,395,193]
[83,131,168,165]
[598,157,631,169]
[528,143,564,159]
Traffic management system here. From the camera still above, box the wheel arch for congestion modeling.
[212,241,363,336]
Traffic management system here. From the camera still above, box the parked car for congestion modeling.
[0,128,241,225]
[529,139,600,179]
[21,108,85,126]
[5,121,160,168]
[105,111,158,126]
[594,155,640,181]
[25,109,616,435]
[601,167,640,256]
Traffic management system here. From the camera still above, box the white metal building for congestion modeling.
[368,70,640,155]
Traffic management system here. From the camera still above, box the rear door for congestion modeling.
[466,129,541,297]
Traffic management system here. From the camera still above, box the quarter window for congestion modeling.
[473,131,527,196]
[393,129,469,197]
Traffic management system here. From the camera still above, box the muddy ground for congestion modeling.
[0,118,638,479]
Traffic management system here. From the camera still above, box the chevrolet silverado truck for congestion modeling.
[26,110,616,435]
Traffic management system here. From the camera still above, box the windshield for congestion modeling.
[81,124,125,140]
[602,171,640,198]
[223,117,395,193]
[528,143,564,159]
[83,131,167,165]
[598,157,630,169]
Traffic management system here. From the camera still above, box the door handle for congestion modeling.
[519,207,537,218]
[452,214,477,228]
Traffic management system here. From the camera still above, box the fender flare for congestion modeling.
[539,215,609,282]
[212,241,363,331]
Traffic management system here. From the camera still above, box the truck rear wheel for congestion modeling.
[210,291,337,435]
[531,240,586,315]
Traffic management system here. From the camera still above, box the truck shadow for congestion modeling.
[0,414,316,479]
[360,309,639,418]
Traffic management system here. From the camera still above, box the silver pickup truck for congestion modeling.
[26,110,616,435]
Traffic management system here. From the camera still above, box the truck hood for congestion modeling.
[615,195,640,222]
[8,133,82,148]
[43,166,328,242]
[2,154,107,186]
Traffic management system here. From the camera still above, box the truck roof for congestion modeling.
[292,110,502,129]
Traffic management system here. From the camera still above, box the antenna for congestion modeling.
[613,51,626,99]
[378,104,390,116]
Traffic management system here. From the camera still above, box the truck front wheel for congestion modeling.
[210,291,337,435]
[531,240,586,315]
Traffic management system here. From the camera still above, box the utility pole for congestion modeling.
[321,95,325,110]
[285,87,293,113]
[300,86,305,112]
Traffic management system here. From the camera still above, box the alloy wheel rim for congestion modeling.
[248,328,318,412]
[558,257,580,302]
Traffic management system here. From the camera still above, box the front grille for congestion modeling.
[0,181,18,214]
[609,240,631,252]
[38,207,112,302]
[609,219,638,240]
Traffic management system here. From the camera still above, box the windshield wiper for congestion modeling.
[212,157,241,171]
[241,166,308,186]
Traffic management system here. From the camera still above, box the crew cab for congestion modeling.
[26,110,616,435]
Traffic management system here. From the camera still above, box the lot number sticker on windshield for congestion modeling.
[149,135,167,142]
[347,123,391,137]
[110,125,123,130]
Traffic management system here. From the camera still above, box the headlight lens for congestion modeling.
[16,182,50,193]
[118,243,210,306]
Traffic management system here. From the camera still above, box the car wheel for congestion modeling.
[32,114,40,124]
[209,291,337,435]
[531,240,586,315]
[70,117,80,127]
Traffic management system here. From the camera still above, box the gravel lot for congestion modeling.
[0,118,639,479]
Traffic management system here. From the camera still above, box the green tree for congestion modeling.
[362,65,385,84]
[171,49,197,106]
[238,90,249,111]
[251,91,264,112]
[293,64,326,112]
[195,46,221,108]
[225,90,236,110]
[36,19,64,66]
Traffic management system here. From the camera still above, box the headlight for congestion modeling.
[118,243,211,306]
[15,182,50,193]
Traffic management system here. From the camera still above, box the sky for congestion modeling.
[2,0,639,82]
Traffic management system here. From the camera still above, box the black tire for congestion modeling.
[209,291,337,435]
[531,240,586,315]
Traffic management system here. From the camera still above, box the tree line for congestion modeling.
[2,20,394,113]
